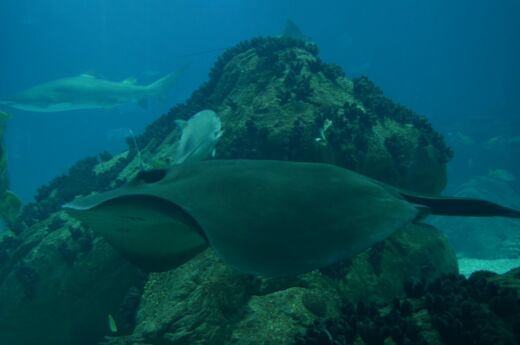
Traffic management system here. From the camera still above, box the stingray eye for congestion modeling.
[134,169,167,184]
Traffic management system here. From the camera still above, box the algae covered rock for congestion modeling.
[105,224,456,345]
[139,37,451,194]
[295,270,520,345]
[0,215,143,345]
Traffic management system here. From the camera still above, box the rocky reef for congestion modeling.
[0,37,459,345]
[102,224,456,345]
[294,269,520,345]
[139,37,451,194]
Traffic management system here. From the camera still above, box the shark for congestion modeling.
[63,159,520,277]
[0,66,187,112]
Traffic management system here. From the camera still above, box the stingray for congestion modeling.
[63,160,520,276]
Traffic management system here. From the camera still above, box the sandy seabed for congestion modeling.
[458,256,520,277]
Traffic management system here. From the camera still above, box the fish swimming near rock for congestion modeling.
[172,110,223,164]
[0,66,187,112]
[63,160,520,277]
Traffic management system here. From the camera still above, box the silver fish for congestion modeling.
[172,110,223,164]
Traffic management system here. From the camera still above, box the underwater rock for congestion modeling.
[332,223,458,305]
[137,36,451,194]
[0,215,143,345]
[430,173,520,259]
[208,38,450,194]
[103,223,456,345]
[13,153,132,232]
[294,270,520,345]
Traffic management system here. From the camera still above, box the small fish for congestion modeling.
[172,110,223,164]
[108,314,118,333]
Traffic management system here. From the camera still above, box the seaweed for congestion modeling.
[285,117,307,160]
[368,241,385,276]
[47,215,66,233]
[0,248,8,264]
[295,272,520,345]
[313,102,373,170]
[136,37,321,151]
[99,151,113,162]
[353,76,453,164]
[219,119,270,159]
[308,57,324,74]
[276,89,292,105]
[14,153,132,232]
[293,75,314,102]
[385,134,411,174]
[294,300,424,345]
[66,224,95,254]
[1,234,21,250]
[321,63,345,83]
[57,241,77,264]
[15,263,39,299]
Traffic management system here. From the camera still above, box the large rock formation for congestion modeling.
[142,37,452,195]
[0,37,455,345]
[0,214,143,345]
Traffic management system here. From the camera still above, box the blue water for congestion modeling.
[0,0,518,202]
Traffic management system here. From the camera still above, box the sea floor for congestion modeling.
[458,256,520,277]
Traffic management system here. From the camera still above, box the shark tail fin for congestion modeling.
[147,64,189,97]
[400,192,520,218]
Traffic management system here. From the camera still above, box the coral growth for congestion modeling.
[294,272,520,345]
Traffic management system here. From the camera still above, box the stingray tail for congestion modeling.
[400,192,520,218]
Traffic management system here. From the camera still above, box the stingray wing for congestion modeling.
[63,182,208,272]
[146,160,419,276]
[64,160,418,276]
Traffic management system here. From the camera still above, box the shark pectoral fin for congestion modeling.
[138,97,149,109]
